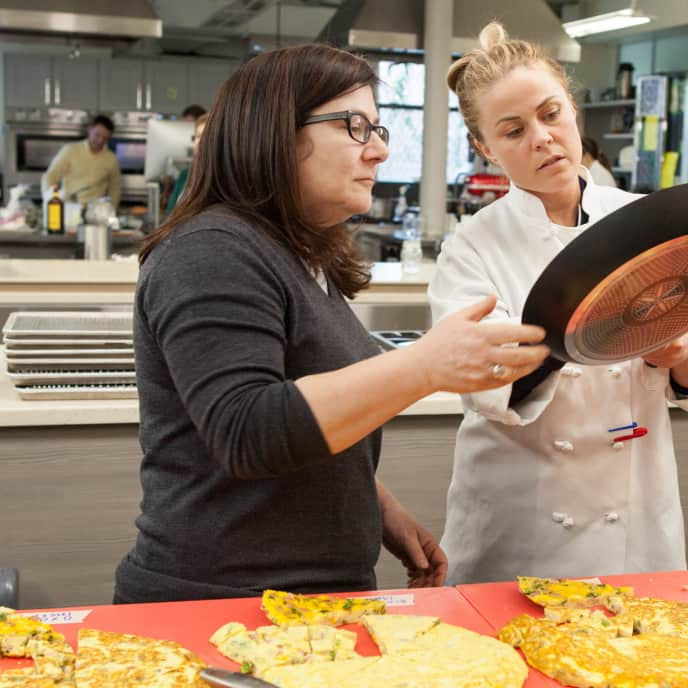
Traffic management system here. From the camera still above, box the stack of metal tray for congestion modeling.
[2,311,137,400]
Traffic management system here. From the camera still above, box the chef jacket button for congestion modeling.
[562,516,575,529]
[554,440,574,452]
[552,512,566,523]
[562,365,582,377]
[608,366,623,378]
[612,441,625,450]
[605,512,620,523]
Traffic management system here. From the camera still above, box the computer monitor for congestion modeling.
[144,119,194,181]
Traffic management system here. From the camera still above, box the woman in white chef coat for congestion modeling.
[430,21,688,584]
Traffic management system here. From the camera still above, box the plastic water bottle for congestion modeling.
[401,213,422,273]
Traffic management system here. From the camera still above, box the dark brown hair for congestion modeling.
[141,43,378,298]
[581,136,612,172]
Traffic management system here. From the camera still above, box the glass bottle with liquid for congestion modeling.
[46,189,64,234]
[401,212,422,273]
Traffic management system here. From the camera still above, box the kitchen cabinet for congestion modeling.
[187,59,233,109]
[99,58,188,114]
[5,55,98,109]
[146,59,188,114]
[98,59,145,111]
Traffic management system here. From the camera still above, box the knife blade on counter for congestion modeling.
[200,667,280,687]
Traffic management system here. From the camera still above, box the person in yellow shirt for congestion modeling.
[41,114,121,210]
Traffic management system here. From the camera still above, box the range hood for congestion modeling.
[0,0,162,40]
[348,0,581,62]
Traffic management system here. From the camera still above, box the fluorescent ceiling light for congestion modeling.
[563,8,651,38]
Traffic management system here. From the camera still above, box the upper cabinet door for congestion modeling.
[187,60,234,110]
[5,55,53,107]
[99,59,146,111]
[52,58,99,110]
[145,60,188,115]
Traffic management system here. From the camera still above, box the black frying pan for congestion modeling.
[522,183,688,364]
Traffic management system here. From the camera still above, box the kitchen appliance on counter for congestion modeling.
[4,107,151,207]
[452,173,510,216]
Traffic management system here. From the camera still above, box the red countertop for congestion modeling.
[0,587,494,675]
[4,573,687,687]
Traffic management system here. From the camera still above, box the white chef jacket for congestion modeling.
[589,159,617,187]
[429,167,687,584]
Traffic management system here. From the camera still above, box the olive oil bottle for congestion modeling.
[47,190,64,234]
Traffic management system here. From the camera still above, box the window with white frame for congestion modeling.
[375,59,472,184]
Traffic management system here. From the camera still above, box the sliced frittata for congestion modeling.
[518,576,634,608]
[210,621,359,675]
[261,589,386,627]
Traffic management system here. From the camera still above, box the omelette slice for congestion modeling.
[396,624,529,688]
[605,595,688,637]
[362,614,440,653]
[0,608,74,686]
[263,620,528,688]
[261,589,386,627]
[499,612,688,688]
[543,607,634,638]
[609,634,688,687]
[210,621,360,675]
[262,656,380,688]
[500,613,630,688]
[518,576,634,608]
[0,608,66,658]
[75,628,206,687]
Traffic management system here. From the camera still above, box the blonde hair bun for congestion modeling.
[478,22,508,51]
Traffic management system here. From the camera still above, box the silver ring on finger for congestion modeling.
[491,363,507,379]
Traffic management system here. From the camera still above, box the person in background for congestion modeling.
[581,135,617,187]
[181,104,207,122]
[113,43,548,603]
[41,114,121,210]
[164,113,208,217]
[430,21,688,585]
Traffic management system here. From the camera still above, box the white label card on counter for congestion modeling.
[20,609,92,624]
[368,593,415,606]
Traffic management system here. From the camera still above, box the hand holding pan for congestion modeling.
[522,183,688,364]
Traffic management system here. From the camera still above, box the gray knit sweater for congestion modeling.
[114,208,383,603]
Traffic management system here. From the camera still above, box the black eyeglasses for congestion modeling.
[301,110,390,146]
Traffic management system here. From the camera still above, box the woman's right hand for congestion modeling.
[409,295,550,394]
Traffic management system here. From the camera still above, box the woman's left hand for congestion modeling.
[377,482,447,588]
[643,334,688,370]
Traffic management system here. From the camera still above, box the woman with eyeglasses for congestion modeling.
[114,43,548,603]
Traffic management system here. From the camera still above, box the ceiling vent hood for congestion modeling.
[348,0,581,63]
[0,0,162,40]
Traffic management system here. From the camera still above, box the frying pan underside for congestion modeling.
[522,183,688,364]
[564,236,688,364]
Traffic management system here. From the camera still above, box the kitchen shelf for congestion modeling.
[582,99,635,109]
[603,132,634,140]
